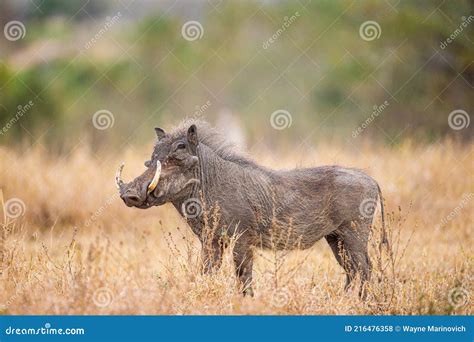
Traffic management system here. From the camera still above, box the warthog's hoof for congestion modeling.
[243,287,254,297]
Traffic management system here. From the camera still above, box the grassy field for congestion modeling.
[0,140,472,315]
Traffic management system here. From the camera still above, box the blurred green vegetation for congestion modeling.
[0,0,472,150]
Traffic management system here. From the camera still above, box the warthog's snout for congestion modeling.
[115,161,162,208]
[120,184,148,207]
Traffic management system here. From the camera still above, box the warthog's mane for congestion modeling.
[165,118,260,168]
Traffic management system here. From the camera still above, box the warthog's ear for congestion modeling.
[154,127,166,140]
[187,124,198,153]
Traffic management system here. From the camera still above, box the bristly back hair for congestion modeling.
[166,118,259,168]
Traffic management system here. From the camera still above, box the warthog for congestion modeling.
[116,119,388,297]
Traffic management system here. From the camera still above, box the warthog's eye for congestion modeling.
[144,160,151,167]
[176,142,186,150]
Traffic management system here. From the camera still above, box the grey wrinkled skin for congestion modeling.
[118,119,388,298]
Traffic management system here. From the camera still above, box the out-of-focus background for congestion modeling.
[0,0,473,150]
[0,1,472,315]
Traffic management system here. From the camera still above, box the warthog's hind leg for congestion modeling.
[325,233,355,290]
[325,223,372,299]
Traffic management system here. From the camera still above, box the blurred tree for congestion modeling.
[0,64,60,144]
[26,0,108,21]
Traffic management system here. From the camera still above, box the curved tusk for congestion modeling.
[147,160,161,195]
[115,162,125,190]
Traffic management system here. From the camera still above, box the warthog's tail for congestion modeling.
[376,182,389,251]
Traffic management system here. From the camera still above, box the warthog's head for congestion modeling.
[116,124,200,209]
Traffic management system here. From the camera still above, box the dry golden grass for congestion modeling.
[0,140,472,315]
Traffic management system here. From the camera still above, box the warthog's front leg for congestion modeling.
[200,240,223,274]
[233,244,254,296]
